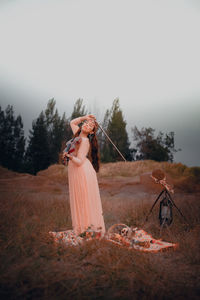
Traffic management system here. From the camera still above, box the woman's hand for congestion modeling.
[84,114,96,121]
[62,152,73,160]
[66,154,73,160]
[62,152,67,160]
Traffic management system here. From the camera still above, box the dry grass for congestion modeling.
[0,161,200,300]
[99,161,200,192]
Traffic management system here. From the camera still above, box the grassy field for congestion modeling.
[0,161,199,299]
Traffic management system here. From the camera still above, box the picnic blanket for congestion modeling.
[49,223,178,253]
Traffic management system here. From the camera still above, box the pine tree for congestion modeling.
[26,112,50,174]
[101,99,131,162]
[50,110,70,164]
[25,99,70,174]
[0,105,25,172]
[44,99,69,164]
[70,99,87,120]
[13,115,26,172]
[98,109,111,161]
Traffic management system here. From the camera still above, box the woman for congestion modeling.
[63,114,106,236]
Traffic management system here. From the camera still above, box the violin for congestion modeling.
[62,136,81,165]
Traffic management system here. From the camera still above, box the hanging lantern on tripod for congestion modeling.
[145,169,187,227]
[159,190,173,226]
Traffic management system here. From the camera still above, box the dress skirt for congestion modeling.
[68,157,106,236]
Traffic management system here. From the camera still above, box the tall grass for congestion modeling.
[0,161,200,299]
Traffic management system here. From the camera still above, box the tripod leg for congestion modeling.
[145,190,165,222]
[166,191,189,224]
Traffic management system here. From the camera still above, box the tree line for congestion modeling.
[0,98,179,174]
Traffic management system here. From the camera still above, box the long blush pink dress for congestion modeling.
[68,117,106,236]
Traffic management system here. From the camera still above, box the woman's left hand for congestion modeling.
[62,152,67,159]
[85,114,96,121]
[66,154,73,160]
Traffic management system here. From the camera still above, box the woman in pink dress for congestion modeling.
[63,115,106,236]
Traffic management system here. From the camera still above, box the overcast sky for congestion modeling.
[0,0,199,166]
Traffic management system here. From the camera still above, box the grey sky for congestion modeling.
[0,0,199,166]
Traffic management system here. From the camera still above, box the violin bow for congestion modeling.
[97,122,127,162]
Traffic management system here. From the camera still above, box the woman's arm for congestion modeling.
[70,114,96,135]
[69,138,89,166]
[70,116,84,135]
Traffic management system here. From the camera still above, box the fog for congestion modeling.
[0,0,199,166]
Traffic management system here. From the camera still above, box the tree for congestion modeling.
[0,105,25,172]
[132,126,179,162]
[25,112,50,174]
[12,115,26,171]
[25,99,70,174]
[101,99,132,162]
[97,108,110,155]
[70,99,87,120]
[44,99,70,164]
